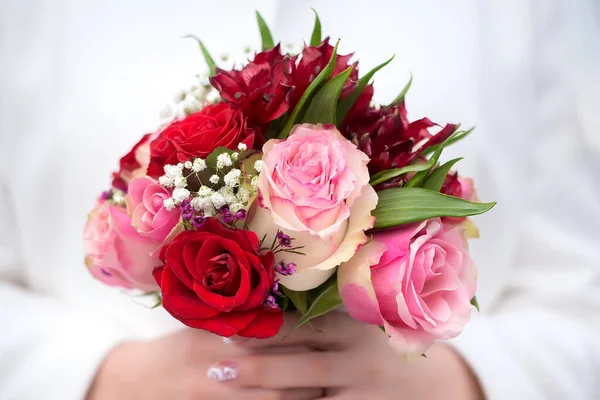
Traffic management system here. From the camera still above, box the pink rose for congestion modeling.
[249,124,377,290]
[338,218,477,359]
[84,200,160,291]
[125,176,182,244]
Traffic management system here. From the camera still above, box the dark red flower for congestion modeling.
[210,45,294,130]
[343,101,457,176]
[288,38,359,108]
[111,133,155,191]
[146,102,255,178]
[153,218,283,338]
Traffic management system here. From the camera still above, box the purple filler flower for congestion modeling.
[191,215,206,229]
[276,231,292,248]
[275,261,296,276]
[263,295,279,309]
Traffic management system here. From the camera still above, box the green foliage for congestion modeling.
[302,66,354,125]
[373,187,496,228]
[422,158,463,192]
[470,296,480,312]
[183,35,217,76]
[256,11,275,50]
[336,55,395,123]
[309,9,322,47]
[281,287,309,315]
[296,279,342,329]
[390,73,413,105]
[278,41,341,138]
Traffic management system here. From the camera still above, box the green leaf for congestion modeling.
[337,55,395,123]
[256,11,275,51]
[296,280,342,328]
[309,8,322,47]
[470,296,480,312]
[405,128,458,188]
[183,35,217,77]
[373,187,496,228]
[302,66,354,125]
[390,73,413,105]
[278,41,340,139]
[423,158,463,192]
[421,126,475,157]
[370,159,434,186]
[282,287,309,315]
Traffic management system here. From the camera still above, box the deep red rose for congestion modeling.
[288,38,358,108]
[343,101,457,177]
[210,45,294,130]
[146,102,255,178]
[111,133,155,191]
[153,218,283,338]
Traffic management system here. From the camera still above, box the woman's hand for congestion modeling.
[230,312,484,400]
[86,328,322,400]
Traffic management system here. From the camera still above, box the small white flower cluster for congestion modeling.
[157,143,260,216]
[159,76,221,122]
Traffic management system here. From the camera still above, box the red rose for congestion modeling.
[146,102,255,178]
[153,218,283,338]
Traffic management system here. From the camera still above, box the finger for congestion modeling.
[212,352,348,389]
[239,388,326,400]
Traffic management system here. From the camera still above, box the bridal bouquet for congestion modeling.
[84,11,494,359]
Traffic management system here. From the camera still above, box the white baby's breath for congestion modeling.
[218,186,238,205]
[236,187,250,203]
[198,186,214,198]
[253,160,264,173]
[158,176,175,188]
[163,198,176,211]
[192,158,207,172]
[238,143,248,152]
[174,176,187,189]
[172,188,191,203]
[210,192,226,209]
[209,174,220,185]
[216,153,232,169]
[184,161,193,169]
[224,169,241,188]
[251,176,259,189]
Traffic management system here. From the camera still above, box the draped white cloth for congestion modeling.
[1,0,599,398]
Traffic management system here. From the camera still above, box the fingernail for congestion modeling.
[207,362,238,382]
[222,337,234,344]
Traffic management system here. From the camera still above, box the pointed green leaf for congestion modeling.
[309,8,322,47]
[422,126,475,157]
[390,73,413,105]
[282,287,308,315]
[470,296,480,312]
[302,66,353,125]
[405,127,459,188]
[337,55,395,123]
[256,11,275,51]
[423,158,463,192]
[183,35,217,76]
[296,281,342,328]
[370,157,435,186]
[279,41,340,138]
[373,187,496,228]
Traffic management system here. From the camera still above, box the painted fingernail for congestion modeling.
[207,362,238,381]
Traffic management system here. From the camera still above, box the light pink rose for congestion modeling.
[84,200,160,291]
[338,218,477,359]
[125,176,181,244]
[249,124,377,290]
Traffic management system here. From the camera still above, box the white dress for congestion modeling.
[1,0,599,398]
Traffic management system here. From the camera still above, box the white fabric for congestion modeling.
[1,0,599,399]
